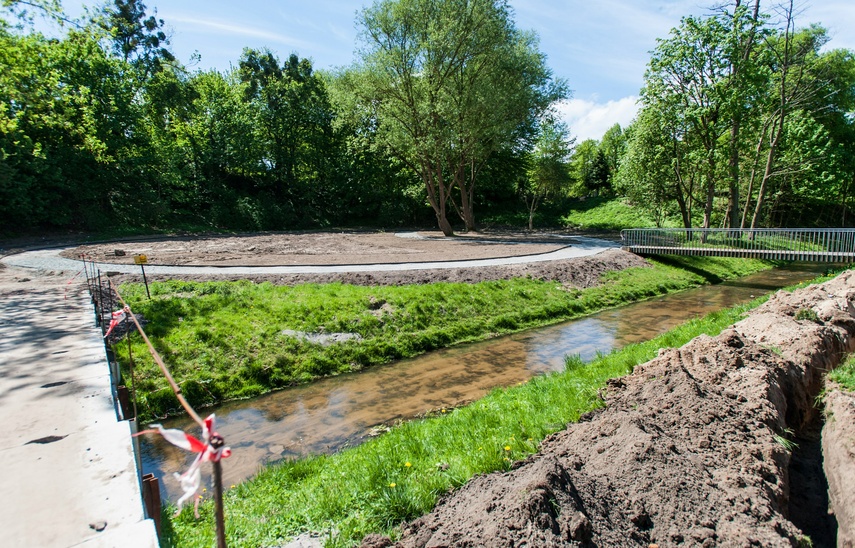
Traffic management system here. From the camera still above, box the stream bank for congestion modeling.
[370,270,855,547]
[144,264,825,502]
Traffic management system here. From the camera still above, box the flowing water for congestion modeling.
[138,264,829,500]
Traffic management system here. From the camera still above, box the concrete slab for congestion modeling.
[0,267,158,547]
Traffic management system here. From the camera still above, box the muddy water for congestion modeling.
[139,264,828,499]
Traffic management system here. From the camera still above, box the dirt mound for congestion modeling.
[373,271,855,547]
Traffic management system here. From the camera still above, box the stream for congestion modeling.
[138,263,828,500]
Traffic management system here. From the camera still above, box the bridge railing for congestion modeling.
[620,228,855,262]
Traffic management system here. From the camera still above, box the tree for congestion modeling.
[615,107,698,228]
[99,0,173,74]
[522,118,573,229]
[238,50,335,226]
[741,9,855,228]
[568,139,608,197]
[598,123,627,187]
[345,0,566,235]
[644,9,759,229]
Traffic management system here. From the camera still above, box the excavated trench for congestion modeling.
[363,271,855,547]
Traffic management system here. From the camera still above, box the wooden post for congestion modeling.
[117,385,132,420]
[134,255,150,299]
[141,473,162,537]
[211,435,228,548]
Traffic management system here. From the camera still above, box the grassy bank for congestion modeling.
[116,256,771,420]
[561,196,680,230]
[163,269,838,547]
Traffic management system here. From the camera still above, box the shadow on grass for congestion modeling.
[650,256,724,284]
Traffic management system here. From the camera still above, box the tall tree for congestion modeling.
[644,10,762,229]
[741,8,855,228]
[344,0,566,235]
[99,0,173,74]
[522,118,573,229]
[616,107,698,228]
[239,50,334,224]
[598,123,626,187]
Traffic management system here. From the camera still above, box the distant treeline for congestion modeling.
[1,0,854,235]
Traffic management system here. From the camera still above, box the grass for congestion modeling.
[829,353,855,390]
[561,197,678,231]
[115,256,772,421]
[161,269,841,547]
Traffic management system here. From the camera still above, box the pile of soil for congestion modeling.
[363,271,855,547]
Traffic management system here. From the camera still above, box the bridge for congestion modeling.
[621,228,855,262]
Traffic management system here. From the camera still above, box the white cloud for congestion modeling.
[166,14,314,50]
[556,97,640,142]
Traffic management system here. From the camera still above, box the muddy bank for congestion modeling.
[366,271,855,547]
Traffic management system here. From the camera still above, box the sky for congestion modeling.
[23,0,855,142]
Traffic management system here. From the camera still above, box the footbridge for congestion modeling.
[621,228,855,262]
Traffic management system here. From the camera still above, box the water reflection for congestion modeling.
[139,264,827,499]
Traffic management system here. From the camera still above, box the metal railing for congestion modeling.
[621,228,855,262]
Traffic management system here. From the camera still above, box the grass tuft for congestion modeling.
[830,353,855,391]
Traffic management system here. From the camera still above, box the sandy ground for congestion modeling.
[59,230,590,266]
[57,230,639,288]
[361,271,855,548]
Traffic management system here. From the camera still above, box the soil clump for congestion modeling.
[369,271,855,547]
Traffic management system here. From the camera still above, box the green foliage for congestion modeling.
[561,197,671,230]
[620,5,855,230]
[163,267,833,547]
[521,118,573,229]
[343,0,568,234]
[795,308,820,322]
[4,0,853,237]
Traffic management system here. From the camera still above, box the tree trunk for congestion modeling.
[702,154,716,230]
[458,159,477,232]
[422,162,455,236]
[751,123,782,229]
[726,119,741,228]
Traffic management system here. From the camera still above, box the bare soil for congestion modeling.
[362,271,855,548]
[60,230,640,288]
[59,230,580,266]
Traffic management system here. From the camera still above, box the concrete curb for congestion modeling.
[0,276,157,547]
